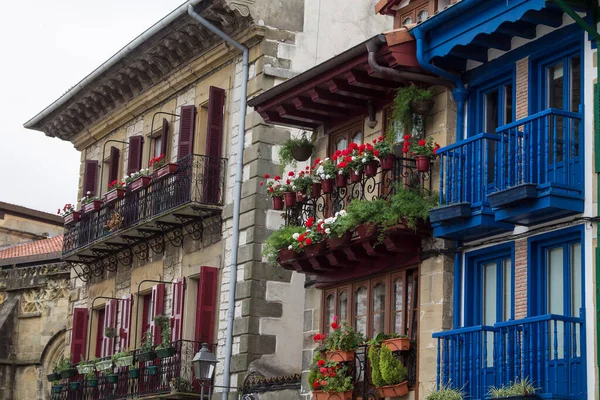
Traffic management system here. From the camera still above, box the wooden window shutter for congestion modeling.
[108,146,120,187]
[194,266,218,344]
[127,135,144,175]
[83,160,99,196]
[70,308,88,364]
[177,105,196,160]
[161,118,169,157]
[149,284,165,345]
[204,87,226,203]
[171,278,185,342]
[102,300,118,357]
[119,295,132,352]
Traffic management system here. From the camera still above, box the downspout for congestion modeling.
[550,0,600,389]
[187,6,248,399]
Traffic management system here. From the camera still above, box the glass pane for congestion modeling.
[570,57,581,113]
[352,132,362,145]
[548,63,564,109]
[335,138,347,152]
[403,17,413,25]
[485,90,499,133]
[571,243,582,317]
[324,294,335,334]
[504,84,513,125]
[483,262,497,325]
[339,291,348,323]
[410,274,418,341]
[354,287,367,337]
[417,10,428,21]
[502,259,512,321]
[154,137,163,157]
[372,283,386,337]
[393,278,404,334]
[547,247,564,314]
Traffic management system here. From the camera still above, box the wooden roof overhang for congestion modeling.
[248,33,440,131]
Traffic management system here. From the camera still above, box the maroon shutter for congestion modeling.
[177,105,196,160]
[204,87,226,203]
[119,295,132,351]
[127,135,144,175]
[83,160,99,196]
[149,284,165,345]
[171,278,185,342]
[161,118,169,157]
[108,146,120,187]
[102,300,118,356]
[195,267,218,345]
[70,308,88,363]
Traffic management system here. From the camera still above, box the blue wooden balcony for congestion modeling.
[431,109,583,240]
[433,314,586,400]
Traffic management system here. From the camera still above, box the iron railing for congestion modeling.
[63,154,227,256]
[434,313,586,399]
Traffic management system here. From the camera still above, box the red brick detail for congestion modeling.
[516,58,529,121]
[514,239,528,319]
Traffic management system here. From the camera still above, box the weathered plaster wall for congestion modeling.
[0,213,63,249]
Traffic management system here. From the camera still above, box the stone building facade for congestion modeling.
[0,202,63,249]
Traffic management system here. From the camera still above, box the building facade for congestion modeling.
[0,202,64,249]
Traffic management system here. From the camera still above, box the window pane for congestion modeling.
[410,274,418,341]
[483,262,497,326]
[371,283,386,337]
[352,132,362,145]
[339,291,348,323]
[570,57,581,113]
[403,17,413,25]
[548,63,564,109]
[406,274,413,336]
[571,243,582,317]
[502,258,512,321]
[485,90,499,133]
[354,287,367,337]
[155,137,163,157]
[547,247,564,314]
[324,294,335,334]
[504,84,513,125]
[417,10,428,21]
[393,278,404,334]
[336,138,348,152]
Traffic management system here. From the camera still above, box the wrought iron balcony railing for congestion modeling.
[62,154,227,257]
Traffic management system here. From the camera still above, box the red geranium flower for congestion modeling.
[305,237,313,246]
[402,147,409,154]
[373,150,380,157]
[260,182,264,186]
[274,175,281,180]
[317,359,325,366]
[404,134,411,140]
[288,171,295,177]
[306,217,314,228]
[264,173,270,179]
[418,139,427,146]
[331,322,339,330]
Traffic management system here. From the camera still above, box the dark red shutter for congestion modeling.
[127,135,144,175]
[95,309,105,358]
[108,146,120,188]
[161,118,169,157]
[119,295,132,351]
[149,284,165,345]
[102,300,118,356]
[195,266,218,345]
[171,278,185,342]
[83,160,99,196]
[177,105,196,160]
[70,308,88,363]
[204,87,226,203]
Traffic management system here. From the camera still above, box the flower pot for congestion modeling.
[135,351,156,363]
[155,162,178,178]
[95,359,113,372]
[278,248,298,263]
[412,98,435,116]
[51,385,63,394]
[63,211,81,225]
[272,196,284,210]
[107,374,119,384]
[83,200,103,214]
[130,176,152,192]
[77,364,95,375]
[415,155,431,172]
[114,355,134,368]
[312,390,353,400]
[322,179,334,194]
[129,368,140,379]
[365,160,379,177]
[304,242,326,257]
[349,169,362,183]
[325,350,355,362]
[283,192,296,207]
[290,144,313,162]
[87,379,98,388]
[335,174,347,188]
[356,223,379,239]
[377,381,409,398]
[104,188,126,203]
[146,365,159,376]
[310,182,322,198]
[380,154,395,171]
[383,337,411,352]
[296,191,306,203]
[156,346,177,359]
[327,232,353,250]
[60,368,76,379]
[70,381,82,391]
[47,372,60,382]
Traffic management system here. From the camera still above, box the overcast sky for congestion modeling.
[0,0,185,214]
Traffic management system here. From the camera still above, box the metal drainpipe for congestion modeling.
[187,6,248,399]
[549,0,600,388]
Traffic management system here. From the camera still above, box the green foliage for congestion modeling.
[170,377,193,393]
[55,355,72,373]
[111,350,131,363]
[365,332,403,346]
[279,131,314,170]
[379,346,407,385]
[368,345,385,387]
[345,198,398,228]
[389,187,439,229]
[323,320,364,352]
[325,212,357,239]
[309,354,354,393]
[307,352,324,389]
[426,383,465,400]
[487,377,537,398]
[391,84,432,135]
[262,225,307,265]
[153,315,172,349]
[141,329,154,352]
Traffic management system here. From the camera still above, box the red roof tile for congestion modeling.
[0,235,63,260]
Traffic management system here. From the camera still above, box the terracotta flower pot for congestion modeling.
[322,179,334,194]
[296,191,306,203]
[312,390,353,400]
[335,174,347,188]
[349,169,362,183]
[278,248,298,263]
[383,337,411,352]
[304,242,326,257]
[272,196,284,210]
[130,176,152,192]
[310,182,322,198]
[327,232,352,250]
[377,381,409,398]
[283,192,296,207]
[155,162,178,178]
[365,160,379,177]
[104,188,126,203]
[415,155,431,173]
[83,200,103,214]
[356,223,379,239]
[63,211,81,225]
[380,154,395,171]
[325,350,355,362]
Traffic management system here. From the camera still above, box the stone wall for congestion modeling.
[0,212,63,249]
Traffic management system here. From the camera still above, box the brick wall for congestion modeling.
[516,58,528,121]
[514,238,527,319]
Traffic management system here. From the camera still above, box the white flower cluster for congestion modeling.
[124,168,151,181]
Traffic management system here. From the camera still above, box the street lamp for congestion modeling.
[192,343,217,380]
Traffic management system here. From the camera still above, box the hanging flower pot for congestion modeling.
[335,174,347,188]
[146,365,159,376]
[114,355,134,368]
[60,368,77,379]
[415,155,431,173]
[290,144,314,162]
[412,98,435,116]
[304,242,327,257]
[51,385,63,394]
[130,176,152,192]
[356,223,379,239]
[95,359,113,372]
[87,378,98,388]
[129,368,140,379]
[296,191,306,203]
[377,381,409,398]
[155,162,178,178]
[70,381,82,391]
[327,232,353,250]
[383,337,411,352]
[278,248,298,263]
[104,188,126,203]
[380,154,395,171]
[322,179,334,194]
[272,196,284,211]
[156,346,177,359]
[83,200,103,214]
[364,160,379,177]
[63,211,81,225]
[349,169,362,183]
[76,363,95,375]
[283,192,296,207]
[325,350,355,362]
[312,390,354,400]
[47,372,60,382]
[107,373,119,384]
[310,182,322,198]
[135,351,156,363]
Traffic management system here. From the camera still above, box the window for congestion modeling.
[394,0,435,28]
[417,9,429,22]
[384,105,424,144]
[329,120,362,156]
[321,268,419,340]
[141,294,152,341]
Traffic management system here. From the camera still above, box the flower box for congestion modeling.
[296,191,307,203]
[76,364,95,375]
[415,155,431,172]
[146,365,159,376]
[104,188,126,203]
[63,211,81,225]
[130,176,152,192]
[83,200,103,214]
[356,223,379,239]
[312,390,353,400]
[47,372,60,382]
[156,346,177,359]
[349,169,362,183]
[382,337,410,352]
[283,192,296,207]
[278,249,298,263]
[327,232,352,250]
[95,359,113,372]
[113,355,134,368]
[155,163,178,178]
[51,385,63,394]
[135,350,156,363]
[325,350,354,362]
[377,381,408,398]
[129,368,140,379]
[304,242,327,257]
[60,368,77,379]
[87,378,98,388]
[310,182,322,198]
[70,381,82,391]
[335,174,347,188]
[107,374,119,384]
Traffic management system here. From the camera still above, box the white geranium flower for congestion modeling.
[87,191,91,195]
[292,185,297,190]
[362,158,367,163]
[324,157,330,161]
[292,233,300,240]
[352,156,357,161]
[325,174,331,179]
[339,210,347,216]
[338,170,344,175]
[325,228,331,234]
[288,245,293,250]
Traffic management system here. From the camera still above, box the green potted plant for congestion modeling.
[85,370,98,388]
[374,135,395,171]
[392,84,434,135]
[105,180,126,202]
[155,315,177,358]
[308,353,354,400]
[426,383,464,400]
[51,380,63,394]
[279,131,315,168]
[487,378,537,400]
[106,371,119,384]
[314,158,338,194]
[76,358,96,375]
[323,210,356,250]
[263,225,307,266]
[128,365,140,379]
[313,316,364,362]
[46,361,61,382]
[112,350,134,368]
[367,332,411,352]
[404,136,440,172]
[261,173,287,210]
[291,169,313,203]
[81,192,103,214]
[389,187,438,230]
[69,380,82,391]
[136,329,156,362]
[58,203,80,225]
[95,357,113,372]
[368,344,408,398]
[295,217,327,257]
[345,198,399,241]
[56,356,77,379]
[170,377,193,393]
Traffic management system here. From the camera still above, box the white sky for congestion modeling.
[0,0,185,214]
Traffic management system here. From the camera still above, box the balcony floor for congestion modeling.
[493,192,584,226]
[432,208,514,242]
